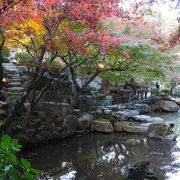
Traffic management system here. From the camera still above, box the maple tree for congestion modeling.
[4,0,139,108]
[0,0,29,90]
[1,0,176,131]
[1,0,130,130]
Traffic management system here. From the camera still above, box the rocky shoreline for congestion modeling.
[1,96,179,148]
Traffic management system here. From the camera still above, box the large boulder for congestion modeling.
[93,119,113,133]
[148,123,176,140]
[63,115,78,135]
[114,121,148,134]
[159,100,180,112]
[77,113,94,130]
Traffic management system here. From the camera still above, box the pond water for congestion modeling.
[25,132,180,180]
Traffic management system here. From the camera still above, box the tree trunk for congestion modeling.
[0,28,5,90]
[71,84,81,108]
[0,48,4,90]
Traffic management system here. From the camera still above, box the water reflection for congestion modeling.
[24,134,180,180]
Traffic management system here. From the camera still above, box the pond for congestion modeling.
[25,133,180,180]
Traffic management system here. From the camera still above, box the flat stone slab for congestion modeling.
[7,87,24,92]
[8,83,22,87]
[114,121,148,134]
[133,115,152,122]
[9,79,22,83]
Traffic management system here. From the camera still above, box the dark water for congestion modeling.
[24,133,180,180]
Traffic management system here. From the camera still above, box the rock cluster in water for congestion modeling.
[124,161,158,180]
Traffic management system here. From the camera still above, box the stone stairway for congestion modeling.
[3,63,25,98]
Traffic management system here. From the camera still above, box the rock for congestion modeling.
[0,109,8,117]
[63,115,77,135]
[172,85,180,97]
[61,103,73,118]
[22,80,31,90]
[88,77,102,91]
[159,100,179,112]
[170,97,180,105]
[133,115,152,122]
[77,119,91,130]
[125,161,158,180]
[93,119,113,133]
[77,113,94,130]
[148,123,174,140]
[38,111,46,119]
[104,109,112,114]
[122,125,148,134]
[79,94,97,112]
[73,109,81,117]
[133,104,145,114]
[114,121,148,134]
[150,117,164,122]
[151,101,160,112]
[113,109,139,121]
[144,104,152,113]
[32,118,41,125]
[0,101,8,109]
[114,121,130,132]
[103,113,118,124]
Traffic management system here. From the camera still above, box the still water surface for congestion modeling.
[25,132,180,180]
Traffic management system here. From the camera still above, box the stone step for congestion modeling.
[9,79,22,83]
[3,63,15,66]
[8,83,22,87]
[7,87,24,93]
[8,74,20,79]
[4,69,19,72]
[7,92,23,96]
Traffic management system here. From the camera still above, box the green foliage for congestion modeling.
[3,47,10,57]
[34,101,53,112]
[15,52,33,62]
[3,57,9,63]
[123,25,131,34]
[0,135,42,180]
[100,44,172,84]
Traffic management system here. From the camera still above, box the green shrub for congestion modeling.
[3,57,9,63]
[0,135,42,179]
[15,52,33,62]
[3,47,10,57]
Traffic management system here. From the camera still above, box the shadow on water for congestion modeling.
[24,133,180,180]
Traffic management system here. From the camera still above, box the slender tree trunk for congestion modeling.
[0,28,5,90]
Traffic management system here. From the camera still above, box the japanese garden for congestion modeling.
[0,0,180,179]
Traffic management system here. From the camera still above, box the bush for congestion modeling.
[15,52,33,62]
[3,57,9,63]
[3,47,10,57]
[0,135,42,179]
